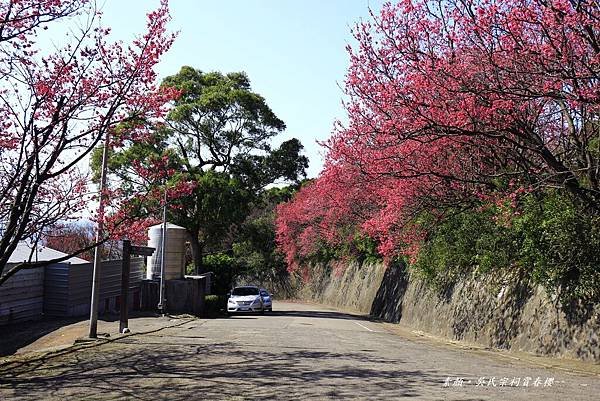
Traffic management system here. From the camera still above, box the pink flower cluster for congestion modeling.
[276,0,600,271]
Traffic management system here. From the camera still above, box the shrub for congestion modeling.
[204,295,226,318]
[204,253,238,295]
[515,193,600,304]
[413,191,600,304]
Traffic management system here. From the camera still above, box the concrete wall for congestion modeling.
[141,277,206,315]
[297,261,600,363]
[165,277,206,316]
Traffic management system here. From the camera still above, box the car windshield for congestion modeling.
[231,287,259,296]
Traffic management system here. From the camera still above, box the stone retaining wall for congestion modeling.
[296,261,600,362]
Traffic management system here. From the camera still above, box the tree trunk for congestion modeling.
[189,235,204,274]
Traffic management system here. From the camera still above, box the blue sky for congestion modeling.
[101,0,385,178]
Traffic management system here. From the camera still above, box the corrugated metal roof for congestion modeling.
[8,242,88,265]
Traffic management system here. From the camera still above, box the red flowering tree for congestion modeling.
[44,223,98,262]
[0,0,177,283]
[277,0,600,268]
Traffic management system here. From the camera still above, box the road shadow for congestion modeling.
[0,311,161,357]
[0,337,445,400]
[0,317,85,357]
[265,309,371,321]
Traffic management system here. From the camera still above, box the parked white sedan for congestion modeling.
[227,286,266,314]
[259,288,273,312]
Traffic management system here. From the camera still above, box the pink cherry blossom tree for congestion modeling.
[0,0,177,284]
[277,0,600,269]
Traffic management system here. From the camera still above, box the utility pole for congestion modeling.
[89,129,111,339]
[157,188,168,315]
[119,240,131,334]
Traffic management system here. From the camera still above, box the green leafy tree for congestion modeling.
[198,185,300,296]
[232,186,298,293]
[94,66,308,272]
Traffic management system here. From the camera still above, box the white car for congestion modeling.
[259,288,273,312]
[227,286,266,314]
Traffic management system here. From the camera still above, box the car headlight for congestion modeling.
[252,298,261,305]
[228,299,236,305]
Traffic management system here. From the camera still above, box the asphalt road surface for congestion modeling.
[0,301,598,400]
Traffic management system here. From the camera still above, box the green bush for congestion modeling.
[204,295,226,318]
[299,229,383,268]
[413,207,512,289]
[204,253,238,295]
[413,191,600,304]
[353,232,383,265]
[515,193,600,304]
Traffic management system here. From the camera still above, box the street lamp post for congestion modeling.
[88,130,111,339]
[157,187,168,315]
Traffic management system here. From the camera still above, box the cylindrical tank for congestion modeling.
[146,222,188,280]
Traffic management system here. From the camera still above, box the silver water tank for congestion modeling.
[146,222,188,280]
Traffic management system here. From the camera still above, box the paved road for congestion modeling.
[0,302,598,400]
